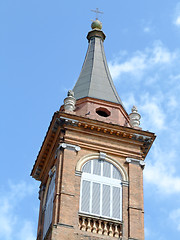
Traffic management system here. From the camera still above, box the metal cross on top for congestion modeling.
[91,8,103,20]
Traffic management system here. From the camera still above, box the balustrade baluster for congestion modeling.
[97,220,103,235]
[86,218,91,232]
[92,220,97,233]
[113,224,119,237]
[103,221,108,236]
[108,223,113,236]
[81,217,86,231]
[79,215,123,238]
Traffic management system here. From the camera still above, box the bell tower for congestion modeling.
[31,19,155,240]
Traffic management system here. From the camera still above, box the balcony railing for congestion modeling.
[79,213,123,238]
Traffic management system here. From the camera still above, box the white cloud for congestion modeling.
[123,93,137,111]
[0,198,16,240]
[109,41,178,80]
[144,145,180,195]
[0,181,37,240]
[175,16,180,26]
[109,51,146,79]
[144,27,151,33]
[150,43,176,64]
[110,40,180,199]
[140,96,166,131]
[123,92,166,132]
[174,3,180,27]
[170,208,180,231]
[18,221,36,240]
[141,19,154,34]
[110,41,180,133]
[167,96,178,109]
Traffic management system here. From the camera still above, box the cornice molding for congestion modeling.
[31,113,155,181]
[57,115,154,147]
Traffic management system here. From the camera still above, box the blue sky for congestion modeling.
[0,0,180,239]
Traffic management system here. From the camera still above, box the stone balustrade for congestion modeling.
[79,214,123,238]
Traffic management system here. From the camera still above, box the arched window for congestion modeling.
[43,168,56,239]
[79,159,122,221]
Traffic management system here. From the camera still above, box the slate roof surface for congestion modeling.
[73,30,123,105]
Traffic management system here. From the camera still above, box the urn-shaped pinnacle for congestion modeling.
[129,105,141,127]
[64,90,76,112]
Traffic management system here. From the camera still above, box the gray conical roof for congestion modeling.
[73,25,123,105]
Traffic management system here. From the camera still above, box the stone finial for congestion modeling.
[64,90,76,112]
[67,90,74,97]
[129,105,141,127]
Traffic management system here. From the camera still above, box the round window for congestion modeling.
[96,107,111,117]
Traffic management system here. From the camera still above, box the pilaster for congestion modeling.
[126,158,144,240]
[57,143,81,226]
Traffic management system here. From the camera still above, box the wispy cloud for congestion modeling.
[0,181,37,240]
[170,208,180,231]
[140,94,166,131]
[109,51,146,79]
[109,41,178,80]
[173,2,180,27]
[123,92,166,131]
[143,27,151,33]
[141,19,155,34]
[18,221,36,240]
[175,16,180,26]
[144,145,180,195]
[109,41,180,197]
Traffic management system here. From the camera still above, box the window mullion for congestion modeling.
[89,160,93,214]
[79,177,83,212]
[100,183,102,216]
[110,185,112,218]
[90,181,93,214]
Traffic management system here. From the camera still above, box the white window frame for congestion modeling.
[79,159,122,221]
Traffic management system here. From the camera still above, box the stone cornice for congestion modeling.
[57,114,154,140]
[57,113,155,158]
[31,111,155,181]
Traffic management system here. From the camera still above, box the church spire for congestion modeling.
[73,20,123,105]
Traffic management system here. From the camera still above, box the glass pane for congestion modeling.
[113,166,122,180]
[112,186,121,219]
[43,172,56,239]
[103,161,111,178]
[82,161,91,173]
[92,182,100,215]
[102,184,110,217]
[81,180,90,213]
[46,172,56,205]
[93,160,101,175]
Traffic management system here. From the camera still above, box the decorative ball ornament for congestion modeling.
[91,19,102,30]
